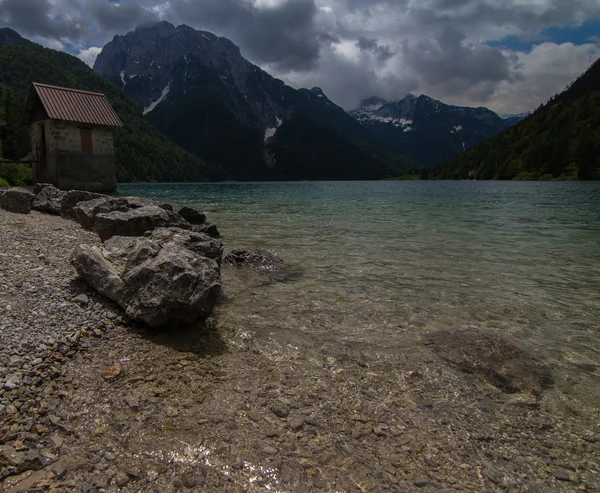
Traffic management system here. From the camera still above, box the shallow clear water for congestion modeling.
[117,181,600,382]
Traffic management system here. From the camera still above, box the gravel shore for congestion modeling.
[1,209,599,492]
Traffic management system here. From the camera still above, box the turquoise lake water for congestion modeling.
[117,181,600,390]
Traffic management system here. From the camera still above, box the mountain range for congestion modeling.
[94,21,527,177]
[350,95,525,166]
[3,22,595,183]
[93,21,412,180]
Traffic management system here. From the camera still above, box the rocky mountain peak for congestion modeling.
[91,22,395,181]
[0,27,33,47]
[349,92,527,166]
[93,21,244,110]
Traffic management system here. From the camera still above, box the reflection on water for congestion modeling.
[118,181,600,401]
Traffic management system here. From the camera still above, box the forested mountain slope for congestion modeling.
[0,29,218,182]
[434,58,600,180]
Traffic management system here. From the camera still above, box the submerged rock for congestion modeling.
[0,187,34,214]
[72,228,223,327]
[425,328,553,395]
[224,248,284,274]
[32,184,65,215]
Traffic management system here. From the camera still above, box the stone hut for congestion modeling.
[24,82,123,192]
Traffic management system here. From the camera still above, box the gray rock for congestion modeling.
[32,184,65,215]
[125,395,140,411]
[147,228,223,264]
[4,373,22,390]
[61,190,106,217]
[72,228,223,327]
[0,187,34,214]
[73,196,176,231]
[0,444,26,467]
[72,197,113,230]
[33,182,53,194]
[121,196,173,212]
[115,470,130,487]
[93,206,191,241]
[270,402,290,419]
[191,222,220,238]
[73,293,89,306]
[178,206,207,224]
[414,477,429,488]
[224,248,284,273]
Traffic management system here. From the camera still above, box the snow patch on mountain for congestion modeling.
[143,82,171,115]
[264,117,282,141]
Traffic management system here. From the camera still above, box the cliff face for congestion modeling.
[94,22,412,180]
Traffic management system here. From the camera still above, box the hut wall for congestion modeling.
[32,120,117,192]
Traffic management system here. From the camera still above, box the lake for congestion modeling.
[117,180,600,406]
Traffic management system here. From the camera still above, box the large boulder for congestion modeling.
[73,196,176,232]
[224,248,284,273]
[32,184,65,215]
[72,228,223,327]
[92,206,191,241]
[0,187,34,214]
[61,190,106,218]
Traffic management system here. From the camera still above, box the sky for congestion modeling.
[1,0,599,114]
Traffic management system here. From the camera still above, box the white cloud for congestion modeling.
[34,37,65,51]
[486,42,600,113]
[77,46,103,67]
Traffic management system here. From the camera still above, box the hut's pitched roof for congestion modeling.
[24,82,123,127]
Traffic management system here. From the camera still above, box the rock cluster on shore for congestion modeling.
[2,184,224,329]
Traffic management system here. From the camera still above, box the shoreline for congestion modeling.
[1,209,599,492]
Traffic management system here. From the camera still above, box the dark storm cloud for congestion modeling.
[400,26,518,100]
[0,0,91,41]
[412,0,600,35]
[167,0,323,70]
[337,0,408,14]
[88,0,157,33]
[356,36,394,62]
[1,0,599,111]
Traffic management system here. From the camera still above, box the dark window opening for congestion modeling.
[80,128,93,152]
